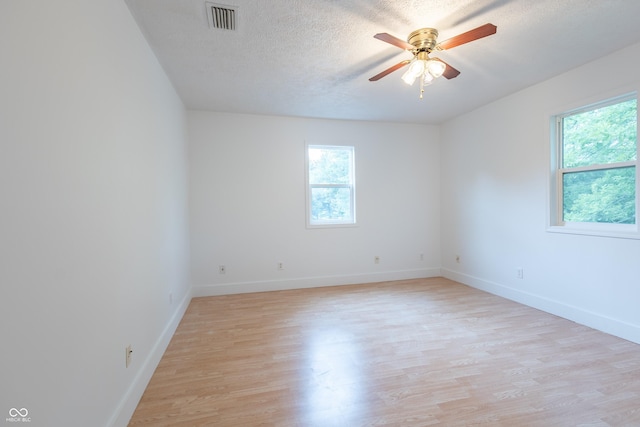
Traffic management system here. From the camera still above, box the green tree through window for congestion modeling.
[307,145,355,225]
[558,96,637,225]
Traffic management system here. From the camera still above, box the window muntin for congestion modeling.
[307,145,355,226]
[551,93,638,236]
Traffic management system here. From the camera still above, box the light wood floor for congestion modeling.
[129,278,640,426]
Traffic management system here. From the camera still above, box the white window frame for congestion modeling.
[305,143,356,228]
[548,92,639,239]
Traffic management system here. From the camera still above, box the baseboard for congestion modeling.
[107,289,192,427]
[192,268,442,297]
[442,268,640,345]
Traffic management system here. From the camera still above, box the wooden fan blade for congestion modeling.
[436,23,497,50]
[368,60,411,81]
[369,60,411,81]
[433,58,461,79]
[373,33,415,51]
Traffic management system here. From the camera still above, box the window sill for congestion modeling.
[547,224,640,240]
[306,222,358,230]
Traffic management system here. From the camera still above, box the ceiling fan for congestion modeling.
[369,23,497,98]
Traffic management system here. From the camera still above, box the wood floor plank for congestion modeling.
[129,278,640,426]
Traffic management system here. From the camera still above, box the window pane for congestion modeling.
[309,147,352,185]
[563,166,636,224]
[562,99,637,168]
[310,187,352,221]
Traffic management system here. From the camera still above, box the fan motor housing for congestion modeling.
[407,28,438,52]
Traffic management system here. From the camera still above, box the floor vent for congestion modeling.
[206,3,237,31]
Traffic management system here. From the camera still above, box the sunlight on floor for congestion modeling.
[303,327,365,425]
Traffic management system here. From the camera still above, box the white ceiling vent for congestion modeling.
[206,2,237,31]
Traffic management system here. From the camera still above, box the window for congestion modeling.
[306,144,355,227]
[550,93,638,238]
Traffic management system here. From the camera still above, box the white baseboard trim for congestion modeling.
[442,268,640,345]
[193,268,442,297]
[107,289,192,427]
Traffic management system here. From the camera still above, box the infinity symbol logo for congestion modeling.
[9,408,28,417]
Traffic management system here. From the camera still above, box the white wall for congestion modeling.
[440,42,640,344]
[0,1,190,426]
[189,112,441,295]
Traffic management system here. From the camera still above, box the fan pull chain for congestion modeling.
[419,76,424,99]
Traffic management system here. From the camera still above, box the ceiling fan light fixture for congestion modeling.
[401,59,426,85]
[401,73,416,85]
[403,57,444,93]
[400,68,417,85]
[427,59,446,78]
[422,72,434,85]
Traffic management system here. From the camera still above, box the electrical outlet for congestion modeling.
[125,345,133,368]
[219,265,226,274]
[374,256,380,264]
[517,267,524,279]
[277,262,284,270]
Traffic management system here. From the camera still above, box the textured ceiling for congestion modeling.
[125,0,640,124]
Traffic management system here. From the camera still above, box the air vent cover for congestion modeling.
[206,2,237,30]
